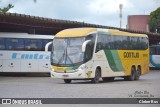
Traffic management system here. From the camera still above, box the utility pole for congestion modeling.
[119,4,123,28]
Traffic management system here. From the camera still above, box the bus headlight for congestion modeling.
[51,68,54,72]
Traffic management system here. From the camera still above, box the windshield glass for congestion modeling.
[51,37,85,66]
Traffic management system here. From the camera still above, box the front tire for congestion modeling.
[64,79,72,83]
[91,69,101,83]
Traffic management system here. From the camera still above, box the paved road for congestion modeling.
[0,71,160,107]
[0,70,160,98]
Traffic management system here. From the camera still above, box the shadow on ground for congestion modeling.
[0,73,50,77]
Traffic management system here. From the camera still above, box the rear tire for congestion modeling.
[135,67,141,80]
[124,67,136,81]
[64,79,72,83]
[91,69,101,83]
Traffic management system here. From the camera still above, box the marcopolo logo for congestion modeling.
[12,53,49,60]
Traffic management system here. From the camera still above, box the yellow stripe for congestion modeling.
[55,28,148,38]
[55,28,97,38]
[108,29,148,37]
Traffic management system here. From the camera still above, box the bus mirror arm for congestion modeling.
[82,40,91,52]
[45,41,53,52]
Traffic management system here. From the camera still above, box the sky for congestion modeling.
[0,0,160,28]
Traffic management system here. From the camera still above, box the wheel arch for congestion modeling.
[96,66,101,77]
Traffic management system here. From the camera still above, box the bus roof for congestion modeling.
[55,28,148,38]
[0,32,54,39]
[108,29,148,37]
[55,28,97,38]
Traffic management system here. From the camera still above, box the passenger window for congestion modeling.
[150,47,156,55]
[85,34,96,60]
[96,33,108,52]
[157,48,160,55]
[43,39,53,51]
[25,39,43,51]
[6,38,25,50]
[105,35,112,49]
[0,38,5,50]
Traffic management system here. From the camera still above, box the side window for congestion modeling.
[105,35,112,49]
[157,48,160,55]
[25,39,43,51]
[130,37,136,50]
[0,38,5,50]
[43,39,53,51]
[150,47,156,55]
[96,33,107,52]
[114,36,122,50]
[5,38,25,50]
[142,37,148,50]
[109,36,115,49]
[101,35,106,49]
[96,35,102,52]
[95,34,148,51]
[127,36,132,50]
[84,34,96,61]
[121,36,128,50]
[16,39,25,50]
[85,43,93,61]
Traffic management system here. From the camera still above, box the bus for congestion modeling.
[0,32,54,73]
[50,28,149,83]
[150,45,160,68]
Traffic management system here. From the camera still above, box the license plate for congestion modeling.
[62,74,69,77]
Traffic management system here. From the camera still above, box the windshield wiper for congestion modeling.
[57,50,66,65]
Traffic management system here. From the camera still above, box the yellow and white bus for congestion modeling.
[50,28,149,83]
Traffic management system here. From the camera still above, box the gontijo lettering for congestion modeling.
[12,53,49,59]
[124,52,139,58]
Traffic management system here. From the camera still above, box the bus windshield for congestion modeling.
[51,37,85,66]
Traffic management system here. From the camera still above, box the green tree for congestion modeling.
[0,3,14,13]
[149,7,160,33]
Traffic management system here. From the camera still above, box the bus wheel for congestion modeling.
[64,79,72,83]
[91,69,101,83]
[135,67,141,80]
[124,67,136,81]
[102,77,114,82]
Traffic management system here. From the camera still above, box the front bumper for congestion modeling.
[50,69,88,79]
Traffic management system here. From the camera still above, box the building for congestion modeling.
[127,15,149,32]
[0,12,160,45]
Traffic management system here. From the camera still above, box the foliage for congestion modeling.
[0,3,14,13]
[149,7,160,33]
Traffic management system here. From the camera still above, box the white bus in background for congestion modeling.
[0,32,54,73]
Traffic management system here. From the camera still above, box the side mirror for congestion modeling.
[45,41,52,52]
[82,40,91,52]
